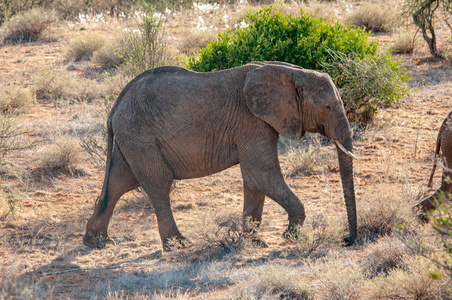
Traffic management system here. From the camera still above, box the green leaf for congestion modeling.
[430,271,442,279]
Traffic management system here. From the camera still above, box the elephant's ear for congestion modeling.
[243,65,303,140]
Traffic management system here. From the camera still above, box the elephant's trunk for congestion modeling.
[335,133,357,245]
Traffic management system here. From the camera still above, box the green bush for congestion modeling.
[187,6,410,123]
[188,7,378,71]
[120,15,168,78]
[322,53,411,122]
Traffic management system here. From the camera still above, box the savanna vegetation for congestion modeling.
[1,0,452,298]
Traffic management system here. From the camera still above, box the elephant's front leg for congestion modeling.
[243,182,268,247]
[238,132,306,240]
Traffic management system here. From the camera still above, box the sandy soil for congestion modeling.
[1,3,451,299]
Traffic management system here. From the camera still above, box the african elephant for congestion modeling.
[416,110,452,221]
[83,61,358,251]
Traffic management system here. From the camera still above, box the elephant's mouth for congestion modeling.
[317,124,326,136]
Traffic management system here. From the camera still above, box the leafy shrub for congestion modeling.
[427,193,452,278]
[322,53,411,123]
[0,8,56,43]
[345,3,395,33]
[188,7,378,71]
[187,6,410,123]
[65,34,105,62]
[0,86,35,112]
[120,15,168,78]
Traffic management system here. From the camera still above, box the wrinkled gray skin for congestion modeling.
[416,111,452,222]
[83,61,357,251]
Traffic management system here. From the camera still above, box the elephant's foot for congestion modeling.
[162,235,192,252]
[413,201,432,224]
[343,235,357,247]
[283,224,302,241]
[250,237,269,248]
[241,231,269,248]
[83,229,115,248]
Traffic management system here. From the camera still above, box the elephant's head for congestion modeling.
[243,63,357,244]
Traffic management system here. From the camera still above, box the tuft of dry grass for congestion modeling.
[0,86,35,112]
[304,2,338,22]
[32,68,123,102]
[357,188,418,243]
[0,8,57,43]
[361,235,411,279]
[284,135,337,177]
[92,38,125,69]
[392,29,418,54]
[181,212,248,261]
[179,29,216,55]
[345,3,395,33]
[39,135,82,174]
[309,258,365,299]
[368,255,452,299]
[287,214,343,258]
[65,34,105,62]
[0,113,38,159]
[230,264,310,299]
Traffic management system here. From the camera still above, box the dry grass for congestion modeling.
[368,256,452,299]
[179,29,217,55]
[32,68,123,102]
[92,38,125,69]
[309,258,365,299]
[2,1,452,299]
[38,135,83,174]
[392,29,419,54]
[283,134,337,177]
[0,7,57,43]
[230,264,310,299]
[357,187,419,243]
[361,235,411,278]
[345,2,395,33]
[65,34,105,62]
[0,86,35,112]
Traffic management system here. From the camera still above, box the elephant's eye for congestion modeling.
[326,105,331,111]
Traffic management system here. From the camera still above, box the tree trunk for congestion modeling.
[412,0,443,58]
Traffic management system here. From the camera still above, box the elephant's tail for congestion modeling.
[428,123,443,188]
[97,116,114,215]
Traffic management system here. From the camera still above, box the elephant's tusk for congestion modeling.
[335,140,359,160]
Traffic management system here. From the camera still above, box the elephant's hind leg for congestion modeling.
[84,148,139,248]
[138,178,189,251]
